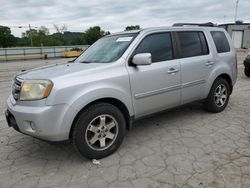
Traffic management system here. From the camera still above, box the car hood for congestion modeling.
[17,62,108,80]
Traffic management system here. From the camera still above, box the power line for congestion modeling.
[7,25,54,30]
[6,24,92,33]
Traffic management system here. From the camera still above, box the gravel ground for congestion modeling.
[0,53,250,188]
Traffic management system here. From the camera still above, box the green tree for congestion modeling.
[39,26,50,35]
[21,26,55,46]
[0,26,17,47]
[0,25,110,47]
[62,31,86,45]
[16,37,29,46]
[37,26,50,46]
[125,25,140,31]
[84,26,107,45]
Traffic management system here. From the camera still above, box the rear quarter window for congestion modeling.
[211,31,230,53]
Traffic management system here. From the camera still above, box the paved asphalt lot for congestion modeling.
[0,52,250,188]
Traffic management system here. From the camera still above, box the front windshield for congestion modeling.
[75,33,138,63]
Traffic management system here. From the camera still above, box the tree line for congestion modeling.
[0,25,140,48]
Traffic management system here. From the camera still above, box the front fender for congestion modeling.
[69,87,134,116]
[47,85,133,140]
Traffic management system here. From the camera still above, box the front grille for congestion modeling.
[12,77,23,100]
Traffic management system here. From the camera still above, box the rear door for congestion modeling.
[175,31,214,104]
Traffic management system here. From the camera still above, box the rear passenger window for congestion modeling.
[211,31,230,53]
[177,31,209,58]
[134,33,173,62]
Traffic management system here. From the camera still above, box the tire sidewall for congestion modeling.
[73,103,126,159]
[206,78,230,112]
[245,67,250,77]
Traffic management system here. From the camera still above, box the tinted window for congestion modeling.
[177,31,209,58]
[211,31,230,53]
[199,32,209,55]
[134,33,173,62]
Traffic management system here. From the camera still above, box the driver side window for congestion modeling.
[134,32,173,63]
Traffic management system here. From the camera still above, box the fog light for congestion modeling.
[30,121,36,130]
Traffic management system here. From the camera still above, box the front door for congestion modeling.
[127,32,181,118]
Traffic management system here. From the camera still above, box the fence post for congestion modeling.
[5,48,7,61]
[41,43,43,59]
[54,47,56,58]
[23,48,26,61]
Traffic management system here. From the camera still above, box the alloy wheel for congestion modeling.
[214,84,228,107]
[85,115,119,151]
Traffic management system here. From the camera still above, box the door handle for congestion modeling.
[205,61,214,66]
[168,68,179,74]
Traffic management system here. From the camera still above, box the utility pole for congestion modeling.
[10,25,38,47]
[232,0,240,46]
[235,0,239,23]
[29,24,33,47]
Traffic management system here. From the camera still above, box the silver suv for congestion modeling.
[5,26,237,159]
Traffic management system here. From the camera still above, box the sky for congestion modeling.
[0,0,249,37]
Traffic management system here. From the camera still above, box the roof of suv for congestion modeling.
[109,26,226,36]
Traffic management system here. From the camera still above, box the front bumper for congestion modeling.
[5,109,20,132]
[6,96,77,141]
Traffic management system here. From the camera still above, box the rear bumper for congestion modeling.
[6,96,77,141]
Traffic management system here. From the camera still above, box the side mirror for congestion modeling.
[132,53,152,66]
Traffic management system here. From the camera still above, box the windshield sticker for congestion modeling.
[116,37,133,42]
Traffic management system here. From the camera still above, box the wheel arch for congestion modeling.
[206,70,233,98]
[69,97,133,140]
[215,73,233,94]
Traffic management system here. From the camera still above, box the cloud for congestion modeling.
[0,0,249,37]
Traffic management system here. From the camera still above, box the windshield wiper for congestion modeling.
[78,61,92,64]
[67,59,76,63]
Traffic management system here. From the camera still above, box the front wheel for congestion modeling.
[204,78,230,113]
[244,67,250,77]
[72,103,126,159]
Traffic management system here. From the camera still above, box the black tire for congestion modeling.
[72,102,126,159]
[204,78,230,113]
[244,67,250,77]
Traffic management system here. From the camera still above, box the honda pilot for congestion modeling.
[6,25,237,159]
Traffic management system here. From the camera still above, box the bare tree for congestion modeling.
[53,24,67,34]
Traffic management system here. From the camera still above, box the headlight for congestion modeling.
[20,80,53,101]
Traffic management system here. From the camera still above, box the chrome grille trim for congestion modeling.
[12,77,24,100]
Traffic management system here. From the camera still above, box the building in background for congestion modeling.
[219,22,250,49]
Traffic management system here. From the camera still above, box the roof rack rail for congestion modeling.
[173,22,216,27]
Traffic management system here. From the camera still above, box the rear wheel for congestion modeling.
[72,103,126,159]
[244,67,250,77]
[204,78,230,113]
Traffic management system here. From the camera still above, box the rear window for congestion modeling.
[177,31,209,58]
[211,31,230,53]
